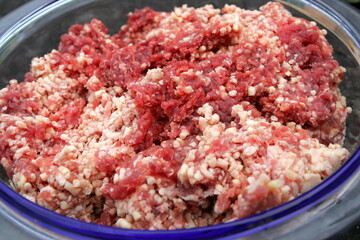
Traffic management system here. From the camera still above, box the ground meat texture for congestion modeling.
[0,2,351,230]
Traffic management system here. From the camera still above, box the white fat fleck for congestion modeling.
[248,86,256,96]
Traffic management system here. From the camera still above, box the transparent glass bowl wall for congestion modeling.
[0,0,359,239]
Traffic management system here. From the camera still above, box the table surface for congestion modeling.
[0,1,359,239]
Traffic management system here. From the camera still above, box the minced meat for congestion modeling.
[0,2,350,229]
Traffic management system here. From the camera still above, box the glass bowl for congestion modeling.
[0,0,359,239]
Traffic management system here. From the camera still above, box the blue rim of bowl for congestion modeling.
[0,0,360,239]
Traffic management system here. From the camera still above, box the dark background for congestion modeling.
[0,0,359,239]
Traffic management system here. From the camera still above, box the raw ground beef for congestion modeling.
[0,2,351,229]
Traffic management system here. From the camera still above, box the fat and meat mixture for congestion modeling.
[0,2,351,229]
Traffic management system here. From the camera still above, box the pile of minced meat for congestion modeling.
[0,2,351,229]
